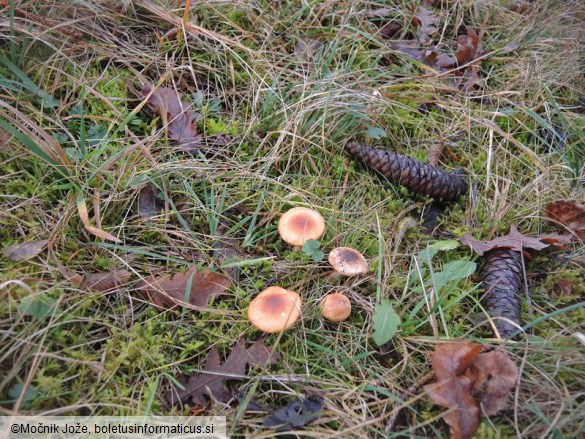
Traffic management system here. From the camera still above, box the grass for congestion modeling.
[1,0,584,437]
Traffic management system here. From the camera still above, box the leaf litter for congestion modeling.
[3,240,48,262]
[138,182,165,219]
[141,85,231,153]
[544,200,585,240]
[166,336,279,406]
[424,342,518,439]
[136,268,231,309]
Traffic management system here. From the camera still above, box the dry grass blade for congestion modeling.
[76,193,121,243]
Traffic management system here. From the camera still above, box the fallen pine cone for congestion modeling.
[479,248,523,339]
[346,141,468,201]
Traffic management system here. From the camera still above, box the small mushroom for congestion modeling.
[247,286,302,333]
[320,292,351,322]
[328,247,369,276]
[278,207,326,247]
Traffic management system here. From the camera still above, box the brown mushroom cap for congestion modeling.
[247,286,302,333]
[278,207,326,247]
[328,247,369,276]
[320,292,351,322]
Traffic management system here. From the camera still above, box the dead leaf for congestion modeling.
[2,240,48,262]
[428,141,445,166]
[425,343,482,439]
[263,395,325,432]
[82,270,131,292]
[552,279,573,297]
[138,183,165,219]
[424,343,518,439]
[166,336,280,406]
[142,86,203,152]
[412,6,439,44]
[466,351,518,416]
[379,22,402,39]
[460,225,550,256]
[455,29,482,66]
[136,268,231,309]
[544,200,585,239]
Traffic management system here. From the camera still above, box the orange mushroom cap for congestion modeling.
[328,247,369,276]
[247,286,302,333]
[278,207,326,247]
[320,292,351,322]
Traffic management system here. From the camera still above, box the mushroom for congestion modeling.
[328,247,369,276]
[278,207,326,248]
[247,286,302,333]
[320,292,351,322]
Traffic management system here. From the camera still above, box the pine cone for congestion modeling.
[345,141,468,201]
[479,248,523,339]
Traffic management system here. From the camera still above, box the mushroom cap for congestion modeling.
[320,292,351,322]
[278,207,326,247]
[247,286,302,333]
[328,247,369,276]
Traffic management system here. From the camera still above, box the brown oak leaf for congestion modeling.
[544,200,585,239]
[166,336,280,406]
[82,270,131,292]
[412,5,439,44]
[142,86,202,152]
[425,343,518,439]
[138,182,165,219]
[460,225,550,255]
[136,268,231,309]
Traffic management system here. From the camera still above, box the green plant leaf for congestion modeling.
[311,251,325,262]
[372,299,401,346]
[8,384,37,405]
[366,126,387,140]
[17,294,57,321]
[302,239,321,255]
[427,260,477,292]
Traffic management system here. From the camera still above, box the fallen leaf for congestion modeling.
[263,395,324,432]
[379,22,402,39]
[136,268,231,309]
[425,343,482,439]
[142,86,202,152]
[424,343,518,439]
[427,141,445,166]
[3,240,48,261]
[82,270,132,292]
[544,200,585,239]
[460,225,550,255]
[552,279,573,297]
[166,336,279,406]
[412,6,439,44]
[455,29,482,66]
[138,182,165,219]
[467,350,518,416]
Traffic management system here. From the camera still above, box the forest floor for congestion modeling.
[1,1,584,437]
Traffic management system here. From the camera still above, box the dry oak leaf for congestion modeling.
[81,270,131,292]
[467,350,518,416]
[412,5,439,44]
[460,224,550,256]
[424,343,518,439]
[424,343,482,439]
[138,182,165,219]
[455,29,483,66]
[142,86,202,152]
[136,268,231,309]
[544,200,585,240]
[2,240,48,262]
[166,336,280,406]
